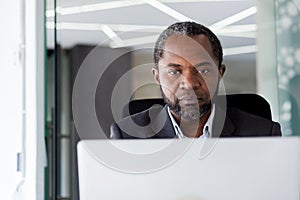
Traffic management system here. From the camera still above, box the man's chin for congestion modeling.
[160,87,211,120]
[177,102,211,121]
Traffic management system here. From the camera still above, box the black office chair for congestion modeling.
[121,93,272,120]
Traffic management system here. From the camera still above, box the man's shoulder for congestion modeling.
[120,104,166,125]
[110,105,169,139]
[227,107,272,123]
[225,107,281,136]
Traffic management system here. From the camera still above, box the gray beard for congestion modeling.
[160,86,211,121]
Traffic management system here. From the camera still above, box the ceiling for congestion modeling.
[46,0,257,57]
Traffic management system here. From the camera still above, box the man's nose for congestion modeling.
[179,71,201,90]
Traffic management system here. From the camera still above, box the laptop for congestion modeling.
[77,137,300,200]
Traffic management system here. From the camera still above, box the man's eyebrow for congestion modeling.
[167,63,182,67]
[163,62,213,68]
[194,61,213,67]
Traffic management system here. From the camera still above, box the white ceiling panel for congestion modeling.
[47,0,257,56]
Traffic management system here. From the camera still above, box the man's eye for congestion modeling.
[198,69,210,74]
[168,70,180,75]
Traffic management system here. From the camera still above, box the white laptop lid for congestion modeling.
[77,137,300,200]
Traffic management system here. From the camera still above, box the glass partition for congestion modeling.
[275,0,300,136]
[45,0,299,199]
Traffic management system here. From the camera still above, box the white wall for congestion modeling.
[0,0,45,199]
[0,1,23,199]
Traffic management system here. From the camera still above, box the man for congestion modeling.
[110,21,281,139]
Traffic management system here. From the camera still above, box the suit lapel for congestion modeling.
[220,114,236,137]
[212,105,236,137]
[151,106,177,138]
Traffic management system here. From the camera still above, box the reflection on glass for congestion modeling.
[275,0,300,136]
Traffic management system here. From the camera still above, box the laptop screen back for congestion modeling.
[77,137,300,200]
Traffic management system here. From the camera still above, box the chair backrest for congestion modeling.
[121,93,272,120]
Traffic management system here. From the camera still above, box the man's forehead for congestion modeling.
[162,34,214,62]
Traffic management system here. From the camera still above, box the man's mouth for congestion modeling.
[179,96,203,105]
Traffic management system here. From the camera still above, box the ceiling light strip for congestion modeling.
[46,0,251,17]
[218,32,256,38]
[210,6,257,31]
[223,45,257,56]
[101,25,123,45]
[47,22,256,38]
[46,22,165,32]
[142,0,194,21]
[46,0,144,17]
[110,34,159,48]
[55,22,102,31]
[61,0,144,15]
[216,24,257,33]
[108,24,165,32]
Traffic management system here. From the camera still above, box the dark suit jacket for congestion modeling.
[110,105,281,139]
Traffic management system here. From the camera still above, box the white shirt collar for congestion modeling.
[167,104,215,139]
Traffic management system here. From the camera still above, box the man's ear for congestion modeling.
[152,67,160,84]
[219,64,226,77]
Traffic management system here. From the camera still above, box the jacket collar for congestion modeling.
[212,105,236,137]
[151,106,176,138]
[152,105,236,138]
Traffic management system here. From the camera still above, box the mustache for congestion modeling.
[176,91,206,101]
[159,85,212,120]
